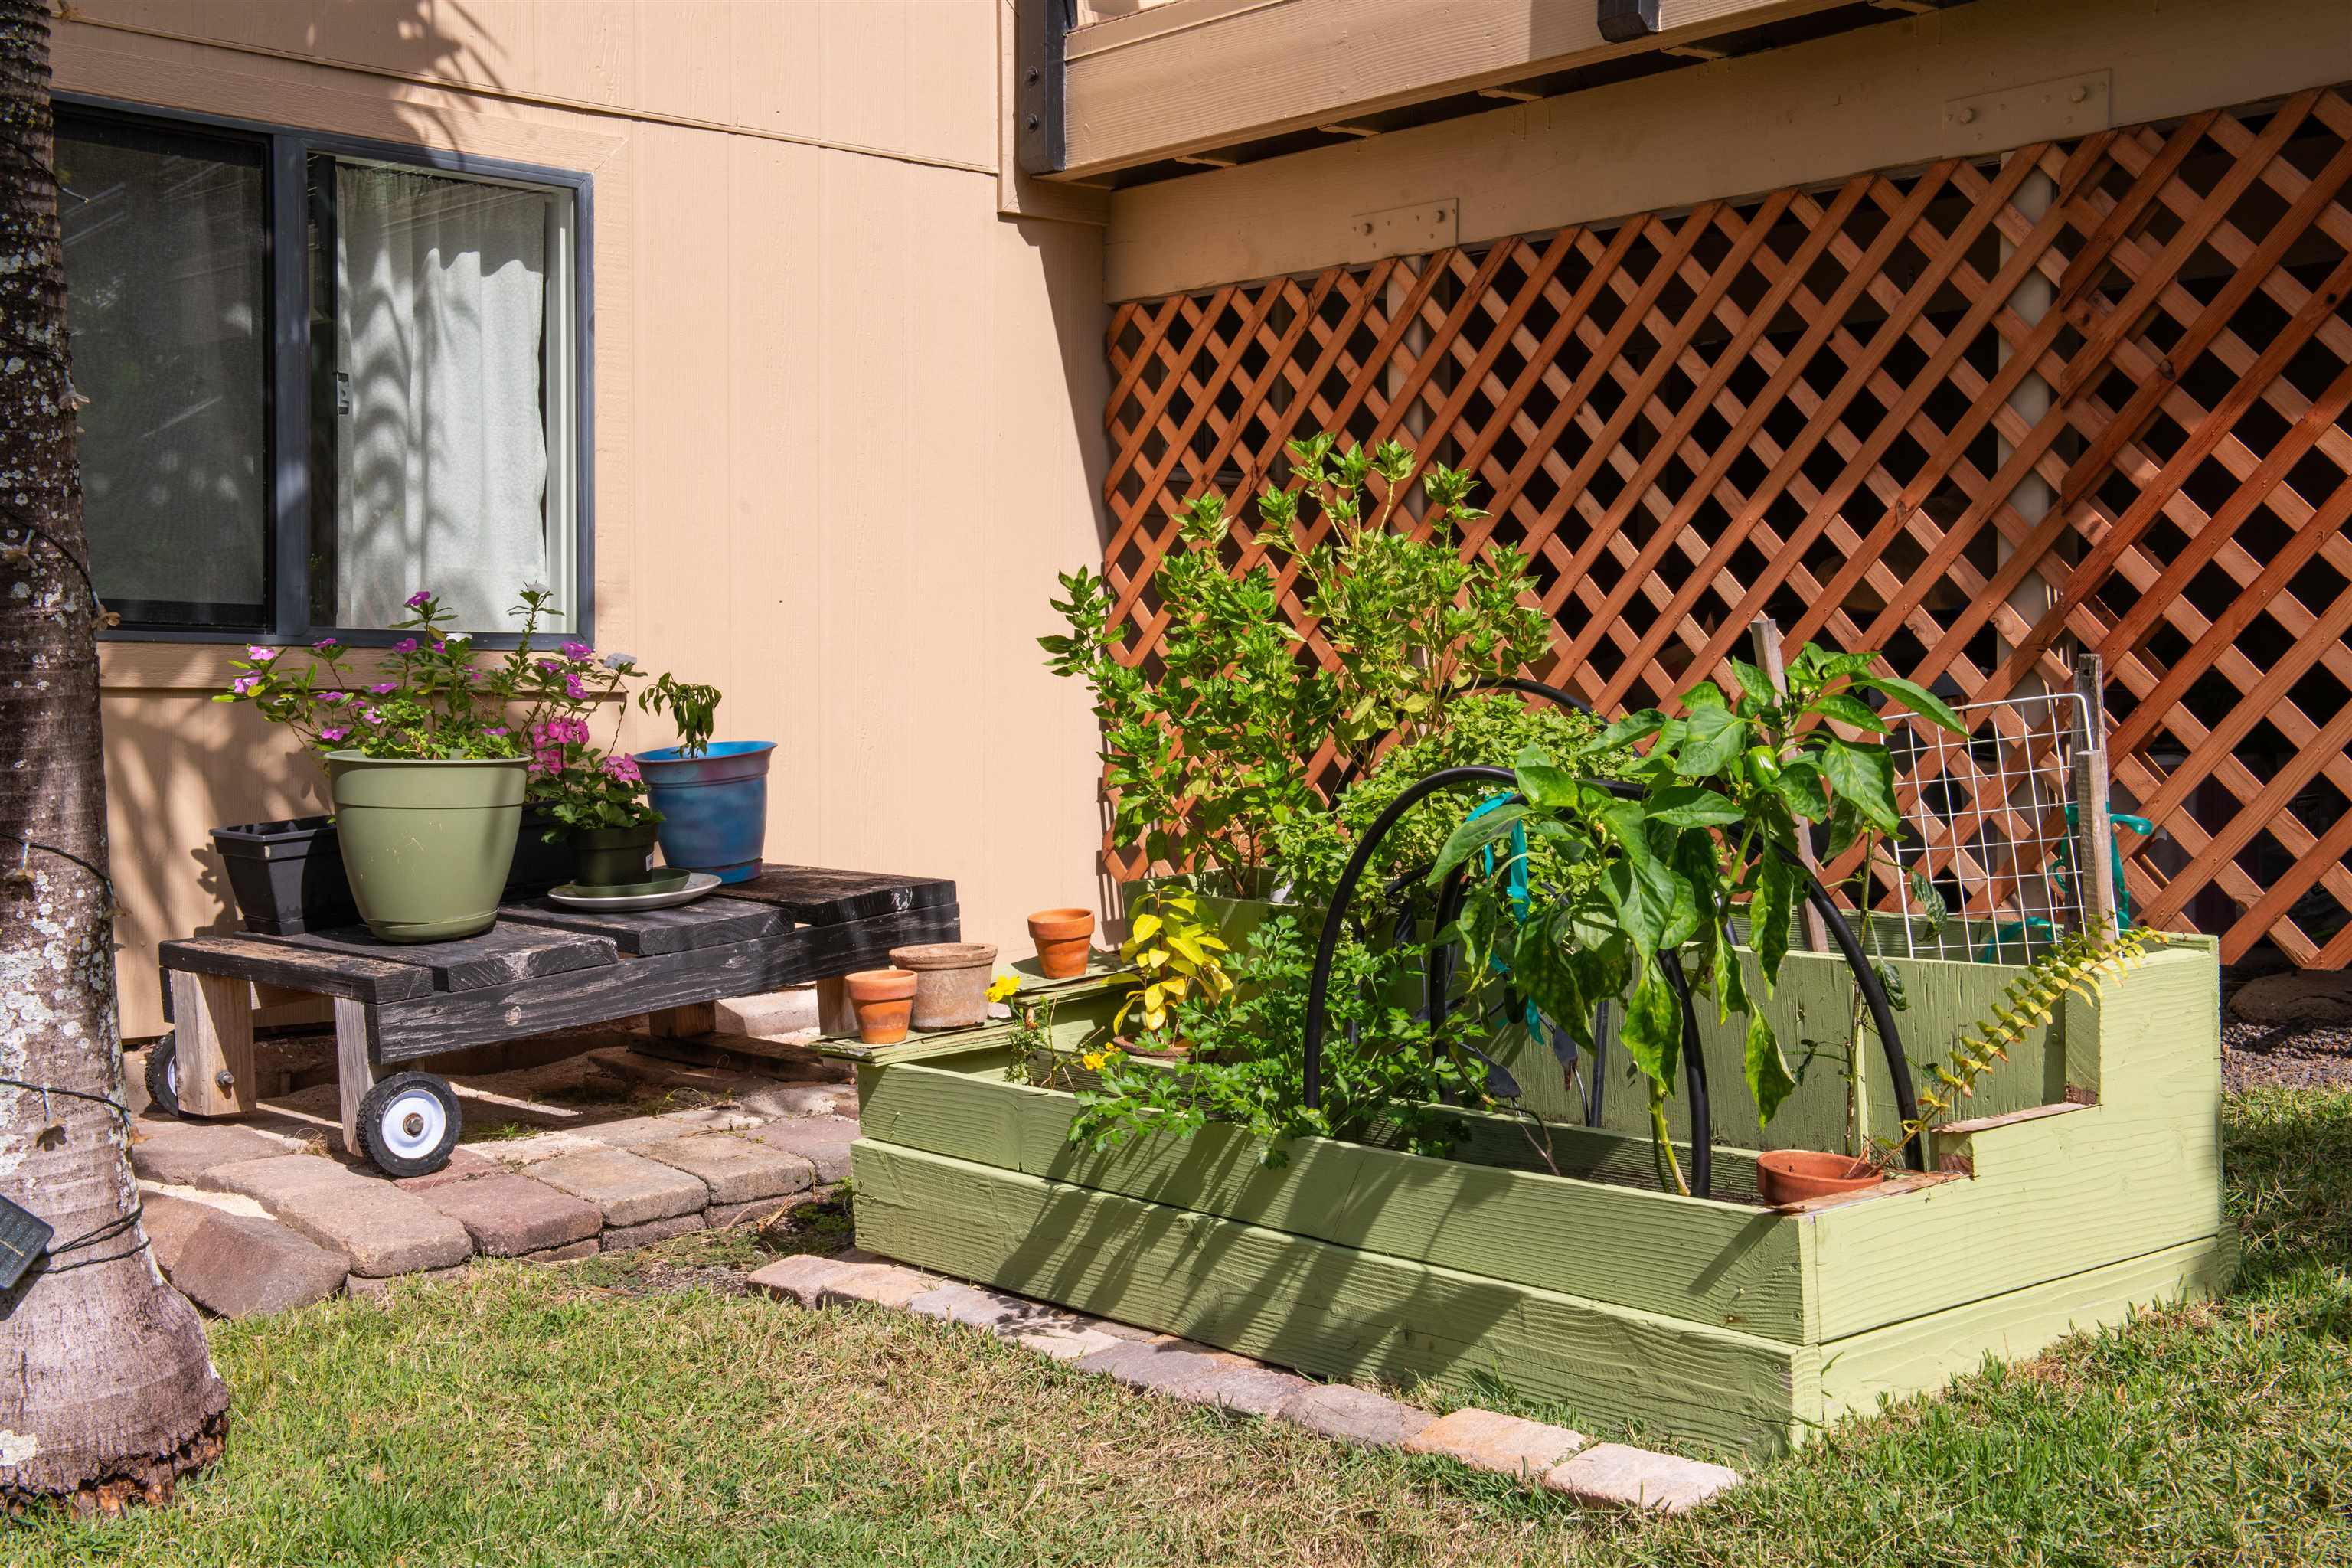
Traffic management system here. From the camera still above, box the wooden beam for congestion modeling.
[1058,0,1853,178]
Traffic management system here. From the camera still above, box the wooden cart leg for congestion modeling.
[335,996,379,1155]
[168,970,257,1119]
[646,1002,717,1041]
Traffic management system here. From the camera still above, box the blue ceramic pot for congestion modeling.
[634,740,775,884]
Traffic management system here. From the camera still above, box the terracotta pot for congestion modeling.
[844,967,919,1045]
[1756,1149,1882,1206]
[888,942,1000,1031]
[1026,906,1096,979]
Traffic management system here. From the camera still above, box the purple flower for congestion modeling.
[312,636,340,652]
[318,691,349,705]
[486,726,508,737]
[230,674,260,695]
[392,638,418,655]
[246,645,279,663]
[563,673,587,700]
[561,641,593,662]
[535,658,564,676]
[319,726,350,743]
[405,590,433,610]
[359,707,383,725]
[368,681,397,695]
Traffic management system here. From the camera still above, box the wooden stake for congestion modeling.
[1749,616,1832,953]
[2072,655,2122,934]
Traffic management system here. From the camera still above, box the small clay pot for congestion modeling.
[1027,906,1096,979]
[844,967,919,1046]
[1756,1149,1882,1207]
[888,942,1000,1031]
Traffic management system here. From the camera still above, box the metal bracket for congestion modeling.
[1017,0,1073,176]
[1598,0,1661,44]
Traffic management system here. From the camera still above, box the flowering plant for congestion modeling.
[525,716,659,835]
[215,591,524,761]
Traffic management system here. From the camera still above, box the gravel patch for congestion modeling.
[2223,1018,2352,1091]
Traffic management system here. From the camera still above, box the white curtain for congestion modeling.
[335,164,550,632]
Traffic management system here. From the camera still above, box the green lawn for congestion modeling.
[15,1089,2350,1567]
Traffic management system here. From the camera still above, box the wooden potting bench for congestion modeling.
[154,864,956,1174]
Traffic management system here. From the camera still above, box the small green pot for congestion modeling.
[569,822,659,890]
[325,752,528,943]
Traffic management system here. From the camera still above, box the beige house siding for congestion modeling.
[54,3,1111,1038]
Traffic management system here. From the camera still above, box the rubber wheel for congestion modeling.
[143,1032,182,1119]
[355,1072,463,1178]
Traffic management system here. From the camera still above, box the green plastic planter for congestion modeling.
[324,752,528,942]
[568,822,659,890]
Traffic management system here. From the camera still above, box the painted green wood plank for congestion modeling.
[858,1060,1808,1341]
[1808,948,2222,1339]
[851,1138,1814,1459]
[1815,1232,2236,1422]
[1489,948,2068,1158]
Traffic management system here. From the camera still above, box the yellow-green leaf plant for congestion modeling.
[1112,887,1233,1044]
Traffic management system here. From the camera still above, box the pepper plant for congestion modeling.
[1431,644,1962,1193]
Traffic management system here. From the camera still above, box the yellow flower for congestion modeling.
[985,973,1021,1003]
[1080,1050,1107,1072]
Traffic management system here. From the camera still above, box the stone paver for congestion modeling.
[715,988,820,1037]
[1405,1408,1588,1479]
[1273,1383,1439,1447]
[1014,1325,1125,1363]
[743,1116,858,1181]
[168,1210,349,1317]
[575,1110,762,1148]
[1544,1442,1741,1513]
[734,1082,854,1120]
[347,1263,468,1299]
[388,1146,501,1191]
[906,1282,1091,1338]
[139,1191,224,1277]
[200,1155,475,1277]
[817,1260,939,1309]
[746,1253,849,1306]
[128,1118,296,1186]
[638,1133,815,1204]
[705,1196,802,1228]
[420,1173,602,1258]
[599,1212,707,1252]
[1075,1339,1309,1416]
[529,1146,707,1226]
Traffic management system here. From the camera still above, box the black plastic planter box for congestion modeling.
[211,811,573,936]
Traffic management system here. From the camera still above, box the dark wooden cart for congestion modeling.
[152,865,956,1174]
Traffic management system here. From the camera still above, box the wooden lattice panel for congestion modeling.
[1102,87,2352,965]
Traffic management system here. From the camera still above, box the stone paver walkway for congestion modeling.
[125,1008,855,1316]
[746,1250,1743,1514]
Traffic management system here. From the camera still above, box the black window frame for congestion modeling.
[57,93,596,651]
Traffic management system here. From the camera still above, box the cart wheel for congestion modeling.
[144,1032,182,1119]
[355,1072,462,1178]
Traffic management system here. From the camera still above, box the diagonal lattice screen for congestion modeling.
[1102,87,2352,965]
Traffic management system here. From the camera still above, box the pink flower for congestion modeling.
[405,590,433,609]
[230,674,260,695]
[319,691,349,705]
[246,645,279,662]
[392,638,418,655]
[535,658,563,676]
[367,681,396,695]
[602,755,642,784]
[312,636,339,652]
[486,726,508,737]
[564,673,587,700]
[560,641,593,662]
[319,726,350,743]
[359,707,383,725]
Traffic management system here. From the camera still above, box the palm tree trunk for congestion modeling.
[0,0,229,1511]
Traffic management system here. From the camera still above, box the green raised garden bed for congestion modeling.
[838,944,2233,1459]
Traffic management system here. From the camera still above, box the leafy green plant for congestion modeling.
[1256,434,1550,772]
[637,671,724,756]
[1043,497,1334,894]
[1069,914,1488,1165]
[1433,644,1962,1193]
[1877,925,2164,1165]
[1111,886,1233,1042]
